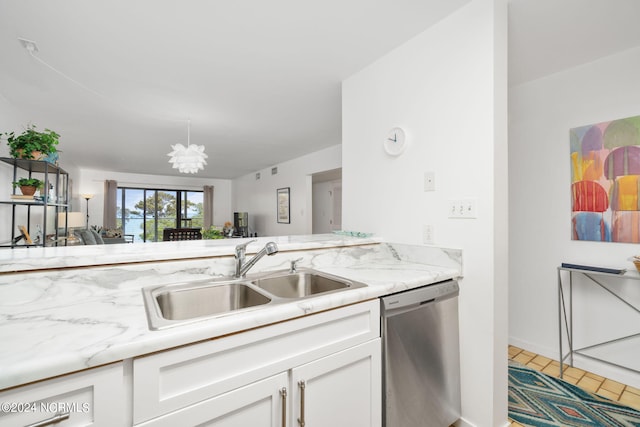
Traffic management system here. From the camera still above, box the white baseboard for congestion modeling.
[509,336,640,389]
[453,417,474,427]
[453,417,510,427]
[508,336,557,360]
[571,354,640,390]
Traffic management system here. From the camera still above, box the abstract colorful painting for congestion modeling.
[570,115,640,243]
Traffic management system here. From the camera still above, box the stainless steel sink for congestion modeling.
[251,270,362,298]
[142,280,272,330]
[142,269,367,330]
[156,283,270,320]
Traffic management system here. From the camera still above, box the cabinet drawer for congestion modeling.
[133,299,379,423]
[0,363,125,427]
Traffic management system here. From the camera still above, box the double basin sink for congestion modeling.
[142,268,367,330]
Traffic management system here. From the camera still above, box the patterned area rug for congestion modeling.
[508,362,640,426]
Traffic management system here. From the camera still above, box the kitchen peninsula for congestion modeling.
[0,235,461,426]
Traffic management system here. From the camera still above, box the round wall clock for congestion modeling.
[384,127,407,156]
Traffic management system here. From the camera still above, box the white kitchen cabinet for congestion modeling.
[0,363,125,427]
[135,373,288,427]
[291,339,381,427]
[0,301,380,427]
[133,300,380,426]
[136,340,380,427]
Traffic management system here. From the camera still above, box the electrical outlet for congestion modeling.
[423,224,434,244]
[424,171,435,192]
[448,199,477,218]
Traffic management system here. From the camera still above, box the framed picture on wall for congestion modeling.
[277,187,290,224]
[570,114,640,243]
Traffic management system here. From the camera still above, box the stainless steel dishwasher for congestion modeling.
[381,279,461,427]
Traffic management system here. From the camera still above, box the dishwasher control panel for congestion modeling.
[380,280,459,313]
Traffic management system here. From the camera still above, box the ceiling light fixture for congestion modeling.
[167,119,208,174]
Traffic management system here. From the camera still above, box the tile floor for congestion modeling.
[508,345,640,427]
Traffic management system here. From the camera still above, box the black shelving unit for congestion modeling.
[0,157,69,248]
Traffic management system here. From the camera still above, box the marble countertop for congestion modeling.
[0,236,462,390]
[0,234,383,273]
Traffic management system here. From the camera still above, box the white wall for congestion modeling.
[76,168,232,230]
[233,144,341,237]
[342,0,508,426]
[509,46,640,388]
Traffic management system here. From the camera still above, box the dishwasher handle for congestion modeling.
[381,280,459,316]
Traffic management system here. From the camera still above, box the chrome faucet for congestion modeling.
[235,240,279,278]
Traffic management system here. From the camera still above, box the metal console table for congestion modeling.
[558,265,640,379]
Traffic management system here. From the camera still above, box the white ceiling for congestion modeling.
[1,0,640,179]
[508,0,640,86]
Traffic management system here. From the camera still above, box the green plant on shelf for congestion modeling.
[3,124,60,159]
[12,178,44,189]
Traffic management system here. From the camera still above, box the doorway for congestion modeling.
[311,168,342,234]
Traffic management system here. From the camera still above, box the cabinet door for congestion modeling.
[0,363,124,427]
[290,339,381,427]
[133,300,379,424]
[136,372,288,427]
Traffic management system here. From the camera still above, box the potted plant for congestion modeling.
[12,178,43,196]
[201,226,225,239]
[4,124,60,160]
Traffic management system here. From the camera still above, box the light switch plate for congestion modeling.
[448,199,477,218]
[424,171,435,192]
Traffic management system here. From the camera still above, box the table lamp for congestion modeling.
[57,212,86,244]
